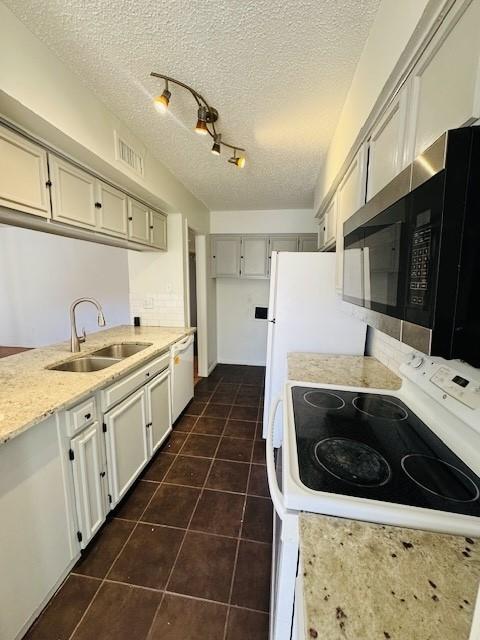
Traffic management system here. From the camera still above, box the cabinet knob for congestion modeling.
[145,372,150,377]
[84,412,91,420]
[100,471,106,478]
[94,202,102,209]
[128,216,133,221]
[45,180,52,187]
[149,225,154,229]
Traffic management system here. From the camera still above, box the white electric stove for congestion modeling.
[267,353,480,640]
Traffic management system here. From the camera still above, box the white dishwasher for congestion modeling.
[170,334,194,422]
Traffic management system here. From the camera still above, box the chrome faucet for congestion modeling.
[70,298,106,352]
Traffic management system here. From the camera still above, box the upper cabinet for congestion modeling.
[150,210,167,250]
[298,235,318,252]
[411,0,480,158]
[0,126,50,218]
[128,198,150,245]
[336,146,368,291]
[211,236,242,277]
[96,181,128,238]
[241,236,269,278]
[366,86,409,201]
[50,156,97,229]
[323,193,338,248]
[269,235,299,255]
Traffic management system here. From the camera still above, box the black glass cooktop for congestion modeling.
[292,386,480,516]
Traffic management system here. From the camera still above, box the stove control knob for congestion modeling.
[409,354,425,369]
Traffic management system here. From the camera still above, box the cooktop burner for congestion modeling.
[292,386,480,517]
[401,454,480,503]
[304,390,345,410]
[352,395,408,420]
[314,437,391,487]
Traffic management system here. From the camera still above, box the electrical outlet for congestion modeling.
[143,297,154,309]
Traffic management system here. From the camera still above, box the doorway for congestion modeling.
[188,227,200,385]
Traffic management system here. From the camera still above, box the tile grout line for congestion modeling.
[144,373,226,639]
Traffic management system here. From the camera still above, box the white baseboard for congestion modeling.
[217,358,266,367]
[207,360,218,375]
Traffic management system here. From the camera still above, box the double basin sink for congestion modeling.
[48,343,153,372]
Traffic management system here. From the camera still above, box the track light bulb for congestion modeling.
[154,81,171,113]
[211,134,221,156]
[228,150,246,168]
[195,106,208,135]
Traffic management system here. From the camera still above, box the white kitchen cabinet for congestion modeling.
[70,421,107,548]
[298,235,317,252]
[49,155,97,229]
[241,236,269,278]
[128,198,150,244]
[410,0,480,159]
[336,146,368,292]
[323,194,338,248]
[0,416,76,640]
[317,216,326,251]
[269,235,299,255]
[367,86,409,200]
[150,209,168,250]
[96,181,128,238]
[146,369,171,455]
[104,388,149,507]
[0,125,50,218]
[211,235,242,277]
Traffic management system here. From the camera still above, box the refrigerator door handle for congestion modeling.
[266,396,287,520]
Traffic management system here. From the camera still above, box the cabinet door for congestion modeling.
[241,236,269,278]
[410,0,480,158]
[96,181,128,237]
[70,422,107,548]
[317,217,326,251]
[146,370,172,456]
[324,194,338,247]
[269,236,298,255]
[150,210,167,250]
[298,235,317,252]
[367,87,409,201]
[128,198,150,244]
[49,156,97,228]
[0,125,50,218]
[336,146,368,292]
[211,236,241,277]
[104,388,149,507]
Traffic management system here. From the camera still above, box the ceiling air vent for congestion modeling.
[114,132,144,177]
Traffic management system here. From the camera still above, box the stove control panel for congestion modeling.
[430,366,480,410]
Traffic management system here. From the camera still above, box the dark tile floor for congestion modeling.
[25,364,271,640]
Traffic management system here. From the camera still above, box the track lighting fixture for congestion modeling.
[154,80,171,113]
[195,105,208,135]
[150,72,246,167]
[211,134,221,156]
[228,149,246,169]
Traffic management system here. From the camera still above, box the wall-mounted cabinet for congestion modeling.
[211,233,317,279]
[0,122,168,252]
[0,126,50,218]
[317,217,326,251]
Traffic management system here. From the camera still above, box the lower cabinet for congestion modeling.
[70,421,108,548]
[146,369,172,455]
[104,387,149,507]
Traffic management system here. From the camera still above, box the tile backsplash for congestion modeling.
[129,292,185,327]
[366,326,412,375]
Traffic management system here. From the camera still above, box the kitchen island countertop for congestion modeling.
[0,325,193,446]
[299,513,480,640]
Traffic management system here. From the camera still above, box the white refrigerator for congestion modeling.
[263,251,367,446]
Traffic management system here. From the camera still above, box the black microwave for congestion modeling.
[343,127,480,368]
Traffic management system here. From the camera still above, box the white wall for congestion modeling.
[128,214,186,327]
[0,1,210,233]
[314,0,430,208]
[0,226,129,346]
[211,208,317,366]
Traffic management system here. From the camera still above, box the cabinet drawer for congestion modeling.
[101,352,170,410]
[65,397,97,436]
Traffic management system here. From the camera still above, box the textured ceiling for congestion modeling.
[6,0,381,211]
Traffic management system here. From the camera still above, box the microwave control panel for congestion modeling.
[408,226,431,306]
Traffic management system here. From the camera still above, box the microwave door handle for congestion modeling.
[266,396,287,520]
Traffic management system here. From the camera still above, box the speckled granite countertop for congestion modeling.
[0,325,193,446]
[300,514,480,640]
[288,353,401,390]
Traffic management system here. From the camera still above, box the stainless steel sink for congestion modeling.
[48,356,121,372]
[90,343,153,359]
